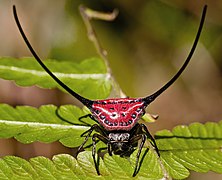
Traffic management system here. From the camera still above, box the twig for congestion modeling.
[79,5,125,98]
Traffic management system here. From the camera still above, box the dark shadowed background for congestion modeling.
[0,0,222,179]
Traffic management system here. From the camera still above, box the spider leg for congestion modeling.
[130,123,143,136]
[55,107,90,126]
[55,107,78,126]
[79,114,92,120]
[78,114,97,126]
[77,124,105,152]
[129,134,146,177]
[92,133,109,175]
[107,142,112,156]
[140,123,160,157]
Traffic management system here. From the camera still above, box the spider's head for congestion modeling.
[108,132,135,157]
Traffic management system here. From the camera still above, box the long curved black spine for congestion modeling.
[13,5,93,108]
[143,5,207,105]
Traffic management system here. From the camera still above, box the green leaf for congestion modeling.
[0,150,163,179]
[0,104,222,179]
[155,121,222,179]
[52,154,86,179]
[102,148,164,179]
[141,113,158,123]
[0,159,13,180]
[0,57,111,99]
[3,156,38,179]
[0,104,90,147]
[29,157,56,179]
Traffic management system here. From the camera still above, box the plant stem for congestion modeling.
[79,5,125,98]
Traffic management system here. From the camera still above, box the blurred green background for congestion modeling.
[0,0,222,179]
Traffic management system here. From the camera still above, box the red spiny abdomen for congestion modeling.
[91,98,146,131]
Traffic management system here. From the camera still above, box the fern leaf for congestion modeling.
[0,104,89,147]
[0,57,111,99]
[156,121,222,179]
[0,104,222,179]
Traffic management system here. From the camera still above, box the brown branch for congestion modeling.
[79,5,125,98]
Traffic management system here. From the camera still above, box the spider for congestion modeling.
[12,5,207,176]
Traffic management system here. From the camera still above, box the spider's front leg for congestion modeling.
[78,113,97,126]
[129,123,160,176]
[140,123,160,156]
[129,133,146,177]
[77,124,104,152]
[92,133,109,175]
[107,142,112,156]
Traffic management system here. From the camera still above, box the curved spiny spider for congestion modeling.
[12,5,207,176]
